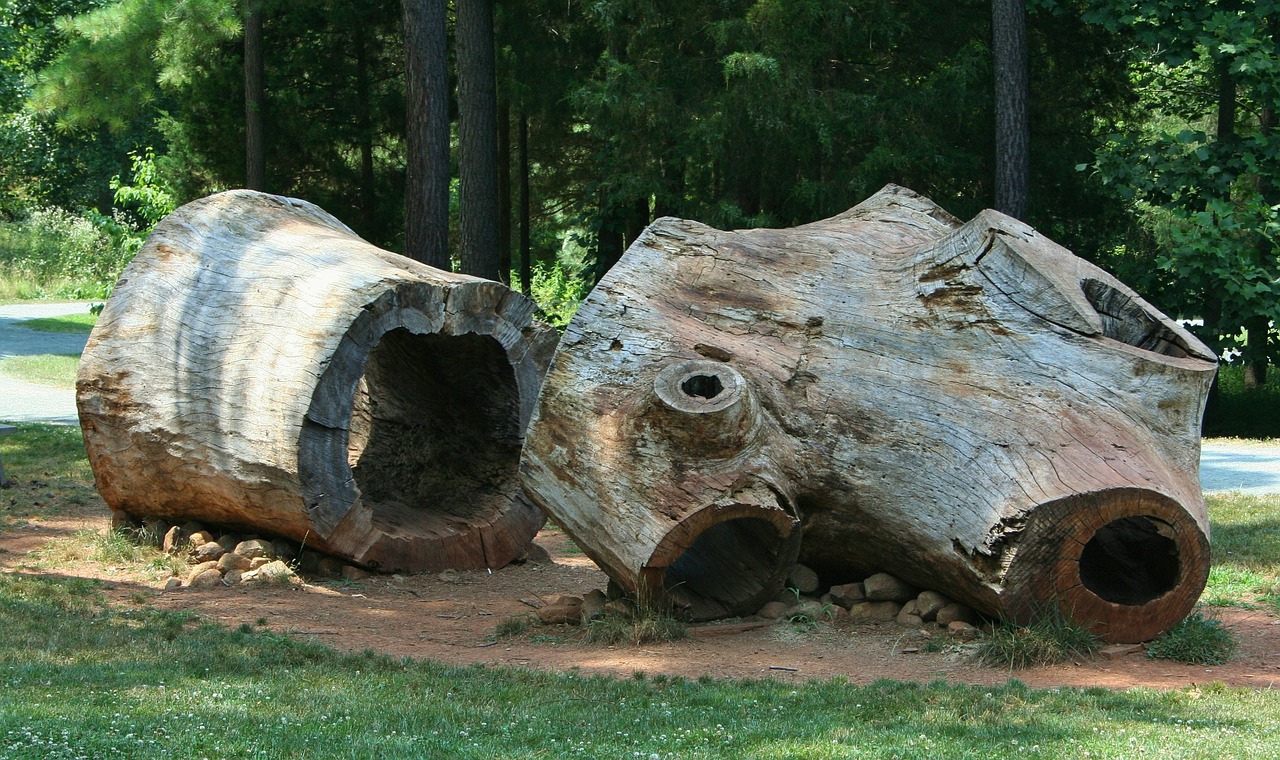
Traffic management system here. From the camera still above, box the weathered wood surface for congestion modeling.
[78,190,556,572]
[521,185,1217,642]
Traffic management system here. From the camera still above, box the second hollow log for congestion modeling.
[520,184,1217,643]
[77,190,557,572]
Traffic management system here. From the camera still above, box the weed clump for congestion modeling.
[1146,612,1237,665]
[973,609,1101,669]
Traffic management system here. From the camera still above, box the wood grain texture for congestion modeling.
[521,185,1217,640]
[77,190,556,572]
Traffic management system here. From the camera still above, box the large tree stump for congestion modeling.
[521,185,1217,642]
[78,190,556,572]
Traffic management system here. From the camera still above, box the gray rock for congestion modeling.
[915,590,949,620]
[188,568,223,589]
[245,560,294,584]
[161,576,182,591]
[162,525,186,554]
[580,589,608,622]
[222,569,244,586]
[757,601,792,620]
[791,597,828,621]
[185,561,221,585]
[188,530,216,547]
[787,563,821,595]
[217,551,251,573]
[216,534,241,553]
[863,573,917,603]
[341,565,371,581]
[316,556,344,578]
[896,608,924,627]
[947,620,979,640]
[234,538,275,560]
[935,602,975,626]
[847,601,902,622]
[827,582,865,608]
[248,556,272,571]
[518,542,553,565]
[193,541,225,562]
[537,596,583,625]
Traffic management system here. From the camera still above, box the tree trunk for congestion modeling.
[355,19,377,239]
[78,191,556,572]
[243,0,266,192]
[401,0,450,269]
[518,112,531,297]
[521,185,1217,643]
[497,97,512,284]
[992,0,1029,220]
[456,0,501,280]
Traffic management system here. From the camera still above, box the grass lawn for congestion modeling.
[0,425,1279,756]
[0,353,81,389]
[17,312,98,334]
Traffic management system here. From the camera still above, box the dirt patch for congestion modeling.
[2,511,1278,690]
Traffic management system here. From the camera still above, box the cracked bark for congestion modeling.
[77,190,557,572]
[521,184,1216,642]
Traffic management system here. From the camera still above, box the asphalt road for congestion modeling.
[1,301,1278,494]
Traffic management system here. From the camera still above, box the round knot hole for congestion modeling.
[681,373,724,400]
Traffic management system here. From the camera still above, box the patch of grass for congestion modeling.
[495,615,533,638]
[21,528,187,581]
[2,573,1280,758]
[1147,612,1238,665]
[0,352,81,388]
[973,609,1102,669]
[1205,492,1280,611]
[585,608,688,646]
[19,311,98,333]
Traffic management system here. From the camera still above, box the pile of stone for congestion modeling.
[112,510,370,589]
[756,565,984,638]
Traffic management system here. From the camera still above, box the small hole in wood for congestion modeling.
[1079,516,1179,605]
[663,517,784,620]
[681,373,724,400]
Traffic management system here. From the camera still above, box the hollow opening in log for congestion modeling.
[681,373,724,400]
[662,517,786,619]
[347,328,522,535]
[1081,279,1194,359]
[1078,516,1179,605]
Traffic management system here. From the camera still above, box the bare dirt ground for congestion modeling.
[2,507,1278,691]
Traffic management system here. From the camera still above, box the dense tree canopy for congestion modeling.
[3,0,1277,371]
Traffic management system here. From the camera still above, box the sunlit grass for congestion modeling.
[1,572,1278,759]
[0,353,80,388]
[19,312,98,333]
[1204,492,1280,610]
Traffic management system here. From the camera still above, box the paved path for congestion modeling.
[0,302,93,425]
[1,301,1279,493]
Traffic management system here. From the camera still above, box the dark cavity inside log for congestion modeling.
[349,329,522,540]
[661,517,791,619]
[1078,516,1180,606]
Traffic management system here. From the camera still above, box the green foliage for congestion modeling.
[110,147,177,227]
[512,257,591,329]
[973,609,1102,669]
[1147,612,1238,665]
[1205,364,1280,438]
[584,607,688,646]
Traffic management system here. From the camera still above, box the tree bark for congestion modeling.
[78,191,557,572]
[518,112,531,297]
[355,19,377,239]
[992,0,1029,220]
[522,185,1217,643]
[401,0,450,269]
[456,0,501,280]
[497,97,512,284]
[243,0,266,192]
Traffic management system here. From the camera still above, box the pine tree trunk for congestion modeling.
[497,97,512,284]
[992,0,1029,220]
[522,185,1217,643]
[243,1,266,192]
[518,112,531,298]
[456,0,501,280]
[78,191,557,572]
[401,0,450,269]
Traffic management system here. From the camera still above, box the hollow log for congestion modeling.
[77,190,556,572]
[521,185,1217,642]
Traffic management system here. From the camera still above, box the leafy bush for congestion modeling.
[1204,363,1280,439]
[973,609,1101,669]
[0,206,137,299]
[1146,612,1237,665]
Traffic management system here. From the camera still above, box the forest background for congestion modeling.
[2,0,1279,432]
